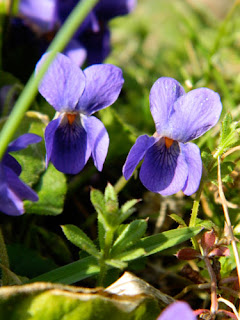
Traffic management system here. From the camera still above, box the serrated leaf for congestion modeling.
[117,199,139,224]
[220,112,232,143]
[111,220,148,256]
[114,227,202,262]
[201,149,214,171]
[24,164,67,215]
[62,225,100,258]
[169,214,187,227]
[90,188,105,216]
[217,113,240,155]
[98,217,106,250]
[196,219,217,230]
[104,183,118,204]
[104,183,119,216]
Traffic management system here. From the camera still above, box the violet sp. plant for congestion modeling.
[0,133,42,216]
[123,77,222,196]
[157,301,196,320]
[36,52,124,174]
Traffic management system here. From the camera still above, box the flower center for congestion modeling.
[164,137,174,149]
[66,113,77,125]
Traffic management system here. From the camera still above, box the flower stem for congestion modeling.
[114,175,128,194]
[189,168,206,249]
[98,228,114,287]
[204,255,218,314]
[0,0,99,160]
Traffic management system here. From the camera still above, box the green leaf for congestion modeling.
[169,214,187,227]
[201,149,214,171]
[98,217,106,251]
[30,256,100,284]
[195,219,217,230]
[62,225,100,258]
[104,183,118,205]
[217,113,240,156]
[118,199,139,223]
[121,199,139,214]
[24,164,67,216]
[114,227,202,261]
[90,188,105,216]
[32,227,202,285]
[0,279,160,320]
[111,220,148,256]
[208,161,235,183]
[104,183,119,218]
[220,112,232,144]
[105,259,128,270]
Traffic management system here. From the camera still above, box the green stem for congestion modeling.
[114,175,128,194]
[0,0,99,160]
[189,173,205,249]
[98,228,114,286]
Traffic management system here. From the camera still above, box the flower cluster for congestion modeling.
[0,134,41,216]
[123,77,222,196]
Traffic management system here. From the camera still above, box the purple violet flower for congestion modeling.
[157,302,196,320]
[123,77,222,196]
[36,52,124,174]
[17,0,136,66]
[18,0,58,33]
[0,133,42,216]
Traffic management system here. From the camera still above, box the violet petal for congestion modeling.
[82,115,109,171]
[149,77,185,134]
[157,302,196,320]
[44,118,61,168]
[76,64,124,115]
[6,166,38,202]
[3,154,22,176]
[36,52,86,112]
[8,133,42,152]
[140,139,188,195]
[95,0,136,20]
[64,39,87,67]
[46,115,91,174]
[19,0,57,32]
[123,135,156,180]
[181,142,202,195]
[169,88,222,143]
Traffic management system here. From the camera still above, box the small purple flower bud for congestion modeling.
[201,230,216,253]
[208,246,230,257]
[176,248,201,260]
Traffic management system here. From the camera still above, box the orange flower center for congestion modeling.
[66,113,77,125]
[165,137,174,149]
